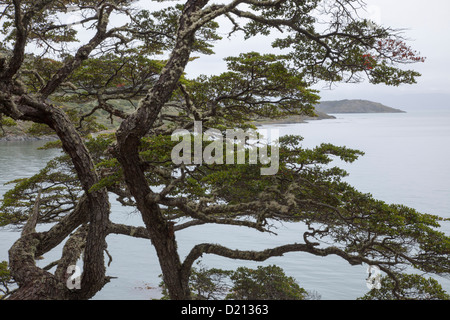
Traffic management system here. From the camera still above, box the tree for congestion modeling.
[0,261,14,299]
[159,264,316,300]
[227,265,310,300]
[359,273,450,300]
[1,0,448,301]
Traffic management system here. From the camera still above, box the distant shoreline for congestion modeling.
[0,135,58,142]
[316,99,406,114]
[254,111,336,126]
[254,99,405,126]
[0,99,405,141]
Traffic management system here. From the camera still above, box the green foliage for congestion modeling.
[179,134,365,206]
[160,264,314,300]
[266,9,424,86]
[67,50,166,101]
[131,5,222,55]
[20,57,65,93]
[187,52,320,128]
[0,154,82,227]
[0,116,17,127]
[369,63,421,86]
[227,265,308,300]
[23,104,108,138]
[26,123,56,137]
[359,273,450,300]
[189,267,234,301]
[89,157,123,193]
[0,132,124,227]
[81,129,450,282]
[0,261,14,299]
[0,0,123,46]
[0,115,17,136]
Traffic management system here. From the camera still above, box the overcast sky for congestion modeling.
[324,0,450,107]
[181,0,450,108]
[68,0,450,108]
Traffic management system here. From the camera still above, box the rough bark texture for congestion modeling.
[0,1,114,300]
[8,233,69,300]
[114,1,209,300]
[1,77,111,300]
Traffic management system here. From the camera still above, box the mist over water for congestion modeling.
[1,105,449,300]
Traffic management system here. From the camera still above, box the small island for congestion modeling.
[256,99,406,125]
[315,99,406,114]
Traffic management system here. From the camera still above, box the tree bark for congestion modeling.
[114,1,209,300]
[115,146,191,300]
[1,1,115,300]
[8,233,70,300]
[2,98,111,299]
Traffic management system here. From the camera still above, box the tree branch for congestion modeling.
[21,188,41,236]
[39,5,115,99]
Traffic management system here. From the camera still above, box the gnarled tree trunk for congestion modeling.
[114,1,209,300]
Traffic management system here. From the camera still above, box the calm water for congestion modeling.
[1,105,449,300]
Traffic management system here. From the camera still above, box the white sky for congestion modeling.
[180,0,450,108]
[61,0,450,108]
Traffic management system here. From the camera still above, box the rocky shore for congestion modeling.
[0,134,58,142]
[0,99,405,141]
[254,111,336,126]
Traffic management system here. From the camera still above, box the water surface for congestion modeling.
[1,105,449,300]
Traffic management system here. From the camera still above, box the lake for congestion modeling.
[1,105,449,300]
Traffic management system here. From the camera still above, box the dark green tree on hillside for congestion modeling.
[1,0,448,300]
